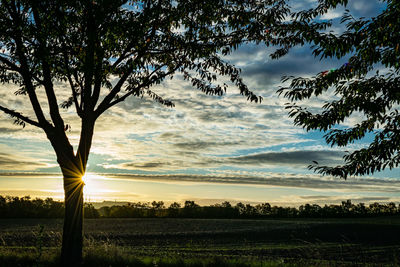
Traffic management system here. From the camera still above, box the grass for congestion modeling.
[0,245,382,267]
[0,217,399,266]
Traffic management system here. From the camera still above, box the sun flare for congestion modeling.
[82,173,106,199]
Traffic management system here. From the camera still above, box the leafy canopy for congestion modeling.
[277,0,400,178]
[0,0,295,136]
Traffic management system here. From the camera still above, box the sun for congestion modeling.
[81,173,91,186]
[82,173,104,197]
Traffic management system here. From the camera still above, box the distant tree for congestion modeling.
[0,0,292,265]
[98,206,111,217]
[243,203,257,217]
[221,201,232,208]
[277,0,400,178]
[256,202,271,216]
[151,201,165,210]
[184,200,199,209]
[149,200,164,217]
[168,202,181,217]
[369,202,383,215]
[234,202,246,215]
[183,200,199,217]
[168,202,181,209]
[84,203,100,218]
[0,196,5,216]
[386,202,397,215]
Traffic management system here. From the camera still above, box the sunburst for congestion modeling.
[82,173,104,198]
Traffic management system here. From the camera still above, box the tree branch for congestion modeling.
[95,30,156,116]
[62,44,82,116]
[0,104,41,128]
[31,4,64,129]
[99,64,180,116]
[7,1,50,130]
[82,2,96,112]
[90,46,104,112]
[0,55,20,71]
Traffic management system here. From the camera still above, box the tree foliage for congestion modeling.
[276,0,400,178]
[0,0,293,135]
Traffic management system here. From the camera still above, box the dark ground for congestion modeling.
[0,217,399,266]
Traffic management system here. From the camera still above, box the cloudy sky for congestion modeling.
[0,0,398,206]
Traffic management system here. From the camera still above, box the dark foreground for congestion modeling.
[0,217,400,266]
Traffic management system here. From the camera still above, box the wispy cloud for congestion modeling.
[96,172,400,194]
[0,144,56,171]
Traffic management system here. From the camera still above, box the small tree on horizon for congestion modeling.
[0,0,297,265]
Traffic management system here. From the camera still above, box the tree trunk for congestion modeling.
[61,174,84,267]
[58,118,94,266]
[47,117,94,266]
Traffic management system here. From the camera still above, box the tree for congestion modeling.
[0,0,291,265]
[276,0,400,178]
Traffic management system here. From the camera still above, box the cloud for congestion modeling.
[0,151,55,171]
[102,149,344,171]
[173,140,242,151]
[349,0,385,17]
[299,195,392,203]
[226,150,344,166]
[96,172,400,194]
[0,127,19,134]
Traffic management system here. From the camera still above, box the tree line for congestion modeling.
[1,196,399,219]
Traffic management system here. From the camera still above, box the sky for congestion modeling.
[0,0,398,206]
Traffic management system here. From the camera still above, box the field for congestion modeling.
[1,217,400,266]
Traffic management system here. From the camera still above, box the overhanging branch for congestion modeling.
[0,55,20,71]
[0,104,42,128]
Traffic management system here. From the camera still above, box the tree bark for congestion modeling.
[52,139,85,267]
[61,173,84,267]
[58,117,94,266]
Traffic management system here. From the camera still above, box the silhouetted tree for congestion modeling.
[183,200,200,217]
[234,202,246,215]
[256,203,271,216]
[277,0,400,178]
[0,0,293,264]
[221,201,232,209]
[168,202,181,218]
[151,201,165,210]
[84,203,100,218]
[184,200,199,209]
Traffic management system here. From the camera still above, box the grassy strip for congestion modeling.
[0,245,398,267]
[0,250,286,267]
